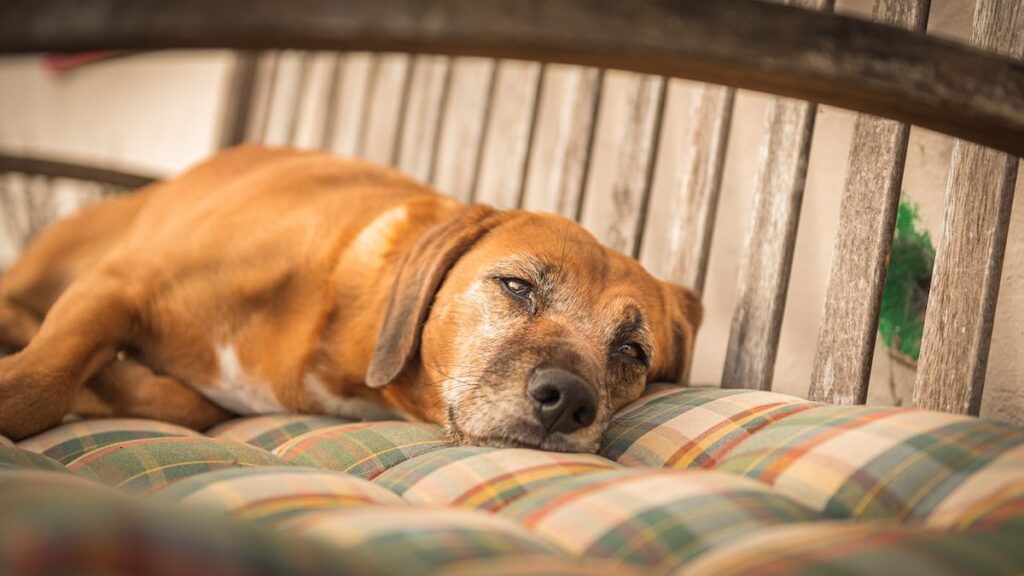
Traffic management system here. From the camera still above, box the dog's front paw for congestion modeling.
[0,354,73,440]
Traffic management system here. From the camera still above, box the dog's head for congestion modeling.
[367,205,702,453]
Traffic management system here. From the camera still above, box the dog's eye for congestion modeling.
[615,342,647,365]
[499,277,533,299]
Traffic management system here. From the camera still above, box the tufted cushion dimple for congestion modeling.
[674,520,1024,576]
[206,414,352,450]
[67,436,289,492]
[16,418,200,463]
[1,443,67,472]
[373,446,618,510]
[500,468,821,572]
[157,465,405,523]
[602,387,816,468]
[279,506,564,574]
[713,404,1024,522]
[272,420,449,478]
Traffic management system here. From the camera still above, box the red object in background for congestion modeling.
[44,52,124,72]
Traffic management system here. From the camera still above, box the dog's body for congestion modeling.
[0,146,701,451]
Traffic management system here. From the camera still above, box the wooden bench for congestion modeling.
[1,0,1021,416]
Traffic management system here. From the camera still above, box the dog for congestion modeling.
[0,145,702,452]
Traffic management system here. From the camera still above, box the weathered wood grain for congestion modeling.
[472,60,543,209]
[721,0,832,392]
[639,80,734,293]
[913,0,1023,416]
[358,53,412,165]
[431,57,495,202]
[324,52,373,157]
[260,50,307,146]
[218,51,260,148]
[245,51,280,142]
[5,0,1023,156]
[578,71,666,256]
[292,52,340,149]
[809,0,930,405]
[395,55,451,182]
[519,65,601,217]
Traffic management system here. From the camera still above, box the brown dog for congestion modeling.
[0,146,701,452]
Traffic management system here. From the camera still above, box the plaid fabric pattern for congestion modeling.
[206,415,351,450]
[676,520,1024,576]
[500,469,820,572]
[67,436,287,493]
[157,465,404,523]
[714,405,1024,522]
[273,421,449,479]
[280,506,561,574]
[1,444,67,472]
[16,418,199,464]
[0,480,375,576]
[374,446,618,510]
[602,387,817,469]
[438,556,643,576]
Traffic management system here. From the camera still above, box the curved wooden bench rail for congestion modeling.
[2,0,1023,157]
[0,153,159,188]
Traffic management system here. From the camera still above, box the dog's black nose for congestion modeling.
[527,368,597,434]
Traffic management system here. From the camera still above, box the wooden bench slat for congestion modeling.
[431,57,495,203]
[472,60,543,208]
[246,51,280,143]
[578,71,666,256]
[519,65,602,218]
[913,0,1023,416]
[639,80,734,294]
[721,0,832,392]
[292,52,340,149]
[323,52,373,157]
[260,50,307,146]
[395,55,451,182]
[218,52,259,148]
[809,0,930,405]
[358,53,412,165]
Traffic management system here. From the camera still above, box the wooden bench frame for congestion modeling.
[1,0,1021,416]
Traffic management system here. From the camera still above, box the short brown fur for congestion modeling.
[0,146,701,451]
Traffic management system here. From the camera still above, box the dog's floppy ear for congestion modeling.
[367,205,503,388]
[660,282,703,385]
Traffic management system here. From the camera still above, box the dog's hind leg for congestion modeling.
[74,358,234,431]
[0,269,137,440]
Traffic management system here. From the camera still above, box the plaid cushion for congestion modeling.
[157,465,404,524]
[279,506,562,574]
[714,405,1024,522]
[676,520,1024,576]
[207,415,352,451]
[602,387,816,468]
[500,469,820,572]
[67,436,288,493]
[273,421,449,479]
[16,418,200,464]
[374,446,618,510]
[4,387,1024,574]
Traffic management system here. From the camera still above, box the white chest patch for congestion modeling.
[200,345,287,415]
[304,373,404,421]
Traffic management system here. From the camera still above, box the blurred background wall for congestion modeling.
[0,0,1020,423]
